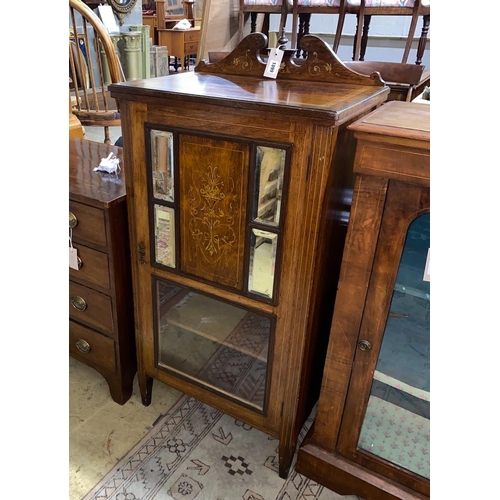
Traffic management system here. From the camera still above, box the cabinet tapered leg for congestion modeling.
[138,372,153,406]
[278,440,295,479]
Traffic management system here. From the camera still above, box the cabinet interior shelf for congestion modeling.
[167,319,268,363]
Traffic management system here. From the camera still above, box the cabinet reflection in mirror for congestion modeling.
[155,278,273,411]
[248,229,278,299]
[150,130,174,202]
[253,146,286,227]
[154,204,176,267]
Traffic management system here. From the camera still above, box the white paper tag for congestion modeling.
[423,248,430,282]
[69,247,79,270]
[97,5,120,34]
[264,48,284,79]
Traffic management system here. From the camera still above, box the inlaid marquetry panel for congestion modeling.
[179,134,249,289]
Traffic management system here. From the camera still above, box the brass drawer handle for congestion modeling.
[71,295,87,311]
[69,212,78,228]
[77,256,83,270]
[76,339,91,354]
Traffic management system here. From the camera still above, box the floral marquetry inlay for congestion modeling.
[179,135,248,289]
[188,165,237,262]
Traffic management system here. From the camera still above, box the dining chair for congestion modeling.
[69,0,125,144]
[292,0,347,56]
[238,0,294,47]
[347,0,430,64]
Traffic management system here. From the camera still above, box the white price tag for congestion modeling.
[423,248,430,282]
[69,247,79,270]
[264,48,284,79]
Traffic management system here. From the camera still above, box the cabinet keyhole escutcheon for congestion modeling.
[138,242,147,265]
[357,339,372,351]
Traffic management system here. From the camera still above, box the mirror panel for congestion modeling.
[248,229,278,299]
[252,146,286,227]
[154,204,176,268]
[150,129,175,202]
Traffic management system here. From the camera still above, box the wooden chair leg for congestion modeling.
[333,3,347,53]
[360,14,371,61]
[402,8,420,63]
[352,13,361,60]
[104,125,111,145]
[298,13,306,56]
[278,6,289,46]
[291,5,299,49]
[251,12,257,33]
[299,13,311,56]
[238,9,244,41]
[415,14,430,65]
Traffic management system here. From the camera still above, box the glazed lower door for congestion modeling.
[337,181,430,496]
[153,277,273,412]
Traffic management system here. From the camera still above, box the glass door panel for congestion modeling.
[357,213,430,479]
[155,278,272,411]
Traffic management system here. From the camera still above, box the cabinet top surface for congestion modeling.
[110,72,388,123]
[69,139,126,207]
[348,101,430,143]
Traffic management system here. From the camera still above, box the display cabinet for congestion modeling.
[296,101,430,498]
[109,33,389,477]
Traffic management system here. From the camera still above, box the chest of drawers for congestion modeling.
[157,27,200,71]
[69,138,136,405]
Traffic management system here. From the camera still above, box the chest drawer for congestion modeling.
[185,30,200,42]
[69,201,107,247]
[69,243,110,290]
[70,320,117,372]
[184,41,198,54]
[69,281,114,334]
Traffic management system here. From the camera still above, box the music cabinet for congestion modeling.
[109,33,389,477]
[296,101,430,498]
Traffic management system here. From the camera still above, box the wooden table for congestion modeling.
[157,27,200,71]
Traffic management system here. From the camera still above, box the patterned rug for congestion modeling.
[82,394,359,500]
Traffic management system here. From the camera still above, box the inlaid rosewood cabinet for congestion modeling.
[296,101,430,498]
[69,138,136,405]
[109,33,389,477]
